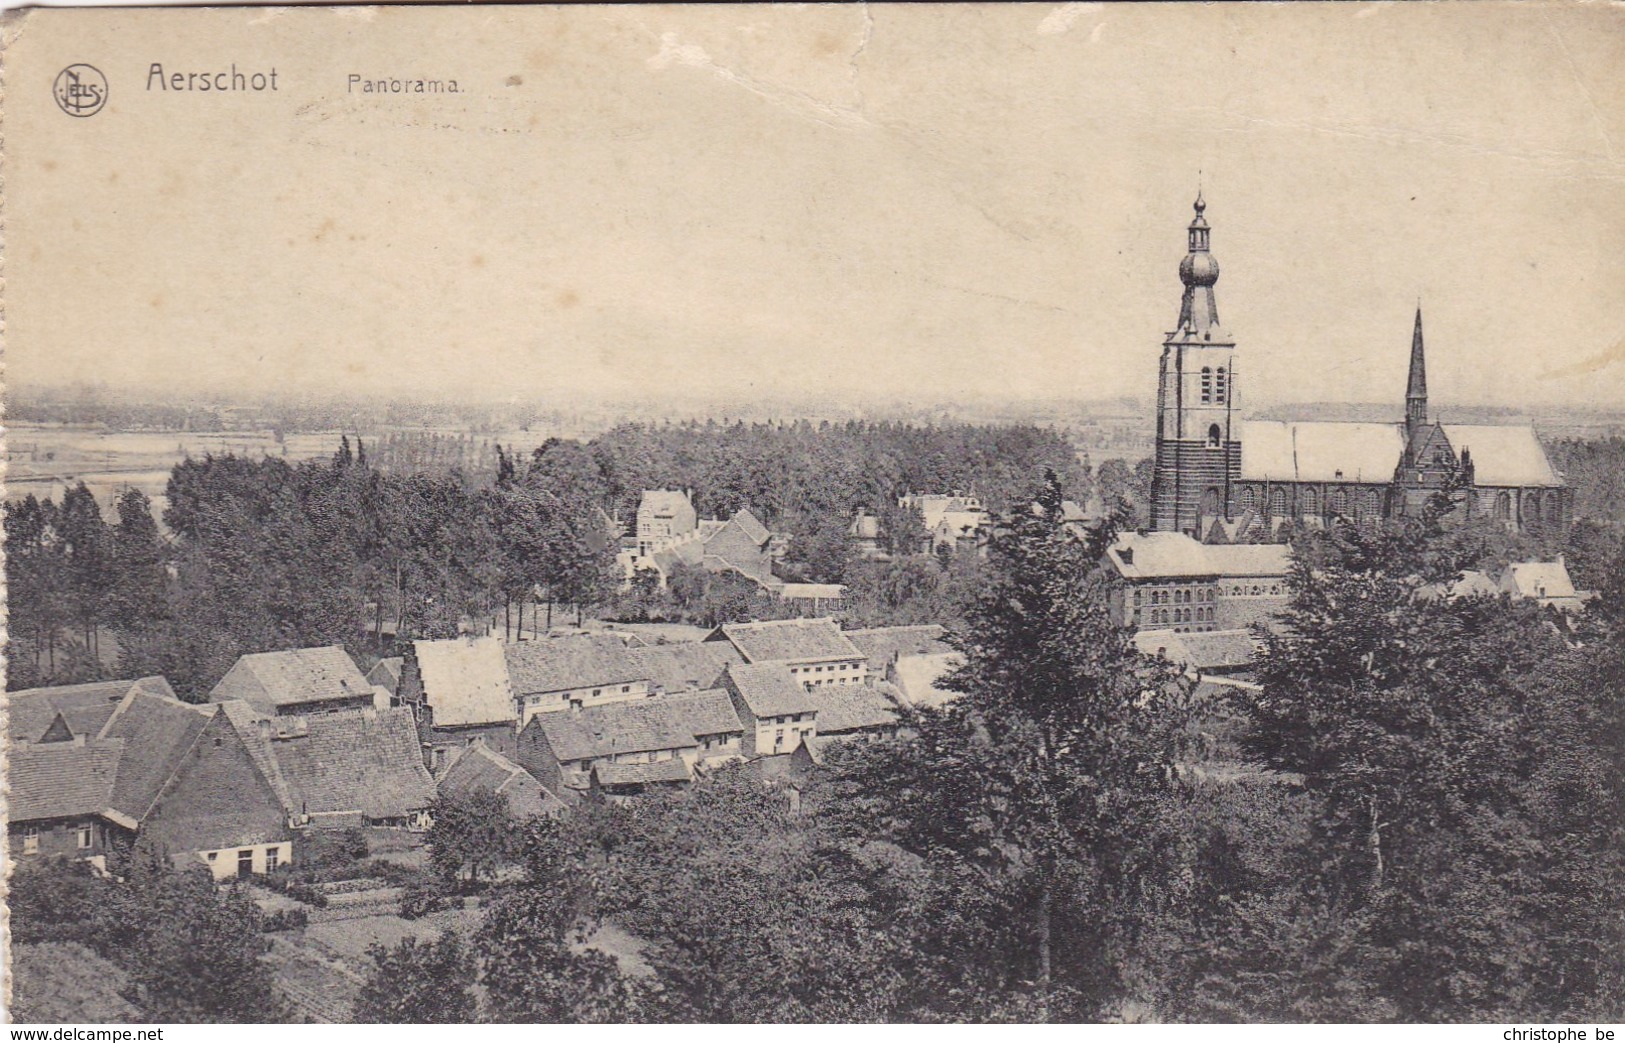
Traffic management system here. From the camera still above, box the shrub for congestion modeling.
[398,880,449,921]
[261,908,309,933]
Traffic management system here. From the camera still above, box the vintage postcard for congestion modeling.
[3,1,1622,1027]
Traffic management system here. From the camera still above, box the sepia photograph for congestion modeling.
[1,1,1622,1027]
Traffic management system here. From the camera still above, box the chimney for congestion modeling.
[1119,547,1134,565]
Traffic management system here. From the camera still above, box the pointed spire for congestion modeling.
[1406,305,1428,428]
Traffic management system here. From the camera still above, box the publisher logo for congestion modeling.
[54,64,108,117]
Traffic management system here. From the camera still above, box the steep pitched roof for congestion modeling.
[7,739,125,823]
[805,682,899,734]
[98,689,214,822]
[210,646,373,710]
[713,618,862,664]
[531,699,700,763]
[1203,543,1293,578]
[366,657,404,692]
[437,743,566,819]
[661,688,743,737]
[261,707,437,819]
[1241,420,1406,484]
[627,641,742,692]
[728,508,770,546]
[722,661,815,718]
[215,700,297,812]
[1443,425,1562,487]
[7,677,175,744]
[845,625,951,668]
[504,635,644,696]
[413,636,515,727]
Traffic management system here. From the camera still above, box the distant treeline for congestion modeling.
[1548,436,1625,523]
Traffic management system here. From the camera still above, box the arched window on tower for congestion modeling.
[1200,367,1213,404]
[1206,424,1222,449]
[1215,367,1228,404]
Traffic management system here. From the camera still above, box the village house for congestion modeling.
[705,617,868,689]
[717,661,818,758]
[209,646,377,717]
[636,489,699,556]
[222,704,437,835]
[398,635,520,769]
[516,694,729,801]
[437,742,568,820]
[902,493,990,555]
[773,583,848,613]
[8,738,129,870]
[1419,556,1591,615]
[885,652,963,710]
[844,625,953,673]
[505,633,653,721]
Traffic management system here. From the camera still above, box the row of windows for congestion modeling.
[1145,606,1215,626]
[1136,587,1214,606]
[1238,486,1383,518]
[1224,583,1285,597]
[19,823,96,854]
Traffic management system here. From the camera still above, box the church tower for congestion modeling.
[1149,194,1242,535]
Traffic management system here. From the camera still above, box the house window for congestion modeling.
[237,849,254,879]
[592,689,602,697]
[77,825,93,849]
[23,826,40,855]
[266,847,280,873]
[621,685,630,693]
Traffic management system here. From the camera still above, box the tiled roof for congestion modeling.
[593,759,692,787]
[1442,425,1562,487]
[1204,543,1293,578]
[413,636,516,727]
[890,652,962,709]
[722,661,815,718]
[729,508,770,546]
[7,739,124,822]
[366,657,404,691]
[639,490,692,517]
[99,690,214,821]
[714,618,862,664]
[1241,421,1406,484]
[7,677,175,743]
[1503,560,1578,599]
[805,682,899,734]
[845,625,952,667]
[210,646,373,709]
[262,707,437,819]
[627,641,742,692]
[1108,532,1219,579]
[1134,629,1261,672]
[532,699,699,763]
[438,743,567,819]
[504,634,644,696]
[661,688,743,738]
[216,700,297,812]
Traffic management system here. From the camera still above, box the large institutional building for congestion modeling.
[1148,196,1566,540]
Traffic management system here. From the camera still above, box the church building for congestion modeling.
[1148,196,1567,540]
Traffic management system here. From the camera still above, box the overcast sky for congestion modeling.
[7,3,1623,412]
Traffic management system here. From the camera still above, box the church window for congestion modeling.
[1268,488,1286,516]
[1329,489,1348,516]
[1545,491,1560,522]
[1365,489,1382,518]
[1207,424,1222,448]
[1215,367,1228,404]
[1526,494,1542,522]
[1302,488,1318,516]
[1200,367,1213,404]
[1495,492,1511,520]
[1239,487,1256,511]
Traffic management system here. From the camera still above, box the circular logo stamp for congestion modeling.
[54,64,108,117]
